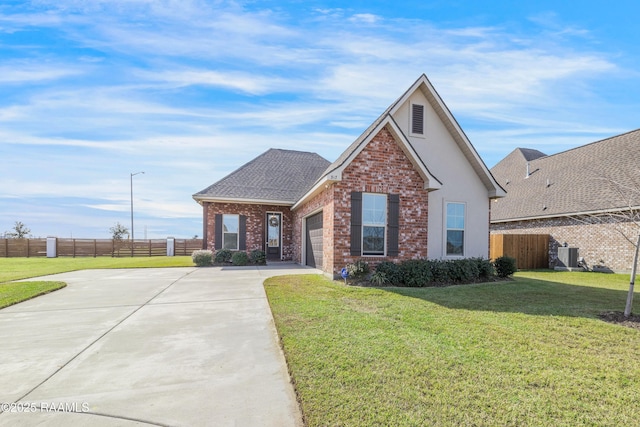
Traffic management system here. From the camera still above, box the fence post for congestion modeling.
[167,237,175,256]
[46,236,57,258]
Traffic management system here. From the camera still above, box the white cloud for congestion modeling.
[0,1,635,238]
[349,13,380,24]
[135,69,289,95]
[0,64,82,83]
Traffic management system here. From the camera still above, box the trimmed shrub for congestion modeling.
[494,256,517,278]
[473,257,495,279]
[249,249,267,265]
[214,248,233,264]
[395,258,500,287]
[231,251,249,266]
[191,250,213,267]
[400,259,432,287]
[375,261,403,285]
[448,258,479,283]
[429,260,451,284]
[346,259,370,279]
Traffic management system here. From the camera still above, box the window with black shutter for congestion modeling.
[350,192,400,257]
[214,214,246,251]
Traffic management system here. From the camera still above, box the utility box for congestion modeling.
[557,247,579,268]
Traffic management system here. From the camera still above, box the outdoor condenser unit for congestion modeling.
[557,247,579,268]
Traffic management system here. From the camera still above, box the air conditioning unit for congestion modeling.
[557,247,579,268]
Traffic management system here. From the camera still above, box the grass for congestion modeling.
[264,270,640,426]
[0,256,195,309]
[0,281,67,309]
[0,256,195,283]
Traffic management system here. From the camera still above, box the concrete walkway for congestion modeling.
[0,265,321,426]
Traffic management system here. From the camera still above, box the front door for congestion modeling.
[266,213,282,261]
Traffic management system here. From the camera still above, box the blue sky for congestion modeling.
[1,1,639,239]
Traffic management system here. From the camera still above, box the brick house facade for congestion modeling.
[194,74,506,277]
[203,202,295,261]
[492,216,638,272]
[490,130,640,273]
[292,126,430,274]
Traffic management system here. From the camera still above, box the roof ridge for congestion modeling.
[532,128,640,161]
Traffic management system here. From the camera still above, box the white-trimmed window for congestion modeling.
[222,214,239,250]
[446,203,465,256]
[410,103,425,136]
[362,193,387,255]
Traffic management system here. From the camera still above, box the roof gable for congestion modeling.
[389,74,506,198]
[193,149,331,205]
[292,74,505,209]
[491,129,640,221]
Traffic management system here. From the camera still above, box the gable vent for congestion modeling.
[411,104,424,135]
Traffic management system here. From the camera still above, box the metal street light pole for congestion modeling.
[130,171,145,257]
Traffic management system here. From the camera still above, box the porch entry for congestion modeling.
[265,212,282,261]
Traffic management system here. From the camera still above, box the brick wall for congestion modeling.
[491,215,639,272]
[294,125,429,276]
[292,185,334,272]
[205,203,294,260]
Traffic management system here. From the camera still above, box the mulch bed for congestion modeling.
[599,311,640,331]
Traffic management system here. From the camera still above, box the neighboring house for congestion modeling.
[193,74,505,277]
[490,129,640,272]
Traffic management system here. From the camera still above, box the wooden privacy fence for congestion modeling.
[0,238,203,258]
[490,234,549,270]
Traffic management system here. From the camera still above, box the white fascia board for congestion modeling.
[192,195,294,206]
[384,117,442,190]
[291,174,339,211]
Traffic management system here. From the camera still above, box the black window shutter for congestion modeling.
[387,194,399,256]
[351,192,362,256]
[214,214,222,250]
[239,215,247,250]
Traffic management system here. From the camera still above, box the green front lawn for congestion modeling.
[0,256,195,309]
[265,271,640,426]
[0,281,67,309]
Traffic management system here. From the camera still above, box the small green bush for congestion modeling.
[369,271,389,286]
[473,257,495,279]
[448,258,479,283]
[214,248,233,264]
[428,259,450,284]
[231,251,249,266]
[191,250,213,267]
[400,259,432,287]
[494,256,517,278]
[249,249,266,265]
[346,259,370,279]
[375,261,403,285]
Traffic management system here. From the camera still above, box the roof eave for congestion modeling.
[291,175,339,211]
[491,205,640,223]
[192,195,295,206]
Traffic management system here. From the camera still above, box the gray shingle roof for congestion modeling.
[193,149,331,204]
[490,129,640,221]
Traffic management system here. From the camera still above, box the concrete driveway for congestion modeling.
[0,264,321,426]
